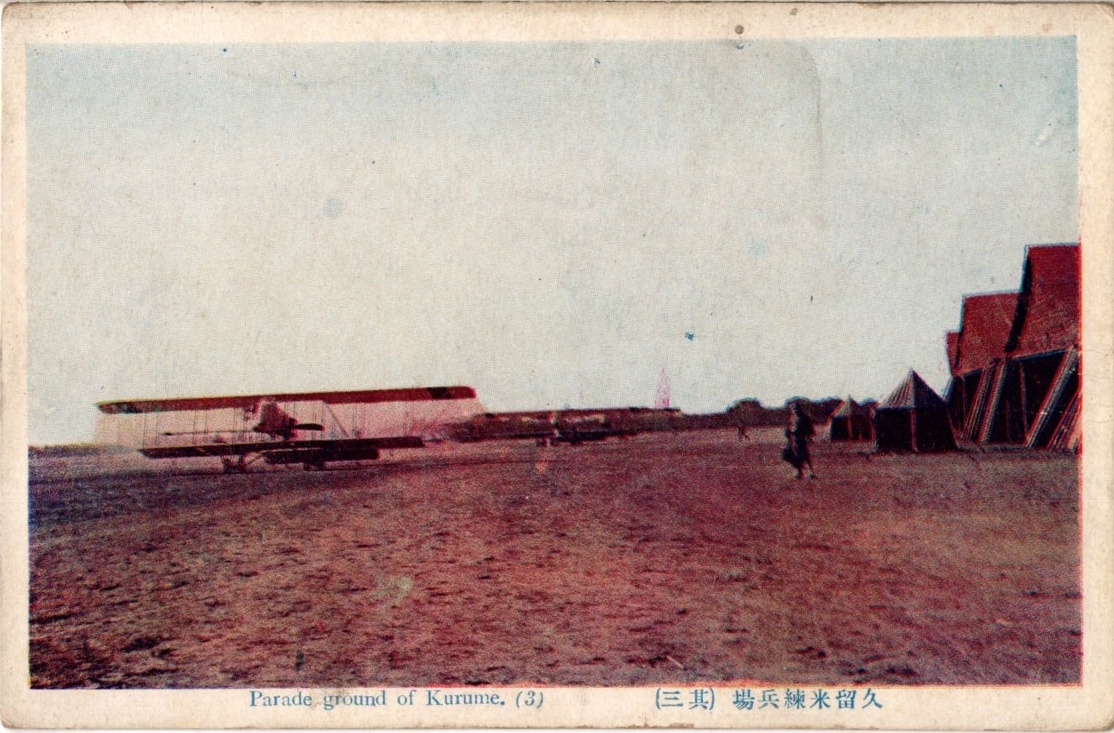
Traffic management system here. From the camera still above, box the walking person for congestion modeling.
[736,416,750,441]
[787,401,816,479]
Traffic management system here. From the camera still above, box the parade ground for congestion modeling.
[28,429,1080,688]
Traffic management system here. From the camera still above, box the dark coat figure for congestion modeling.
[786,403,816,479]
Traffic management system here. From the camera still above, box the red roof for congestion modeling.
[1005,244,1080,357]
[954,293,1019,376]
[945,332,960,375]
[98,386,477,414]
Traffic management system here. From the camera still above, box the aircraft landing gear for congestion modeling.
[221,455,249,474]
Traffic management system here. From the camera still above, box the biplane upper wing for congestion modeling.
[97,386,477,414]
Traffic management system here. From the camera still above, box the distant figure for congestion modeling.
[735,414,750,441]
[786,402,816,479]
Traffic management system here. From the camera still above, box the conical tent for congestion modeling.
[826,397,873,441]
[874,371,956,452]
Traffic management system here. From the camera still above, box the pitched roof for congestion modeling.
[877,370,948,411]
[954,293,1018,376]
[830,398,870,418]
[1005,243,1080,357]
[945,331,960,375]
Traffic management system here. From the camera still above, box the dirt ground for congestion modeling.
[28,429,1080,688]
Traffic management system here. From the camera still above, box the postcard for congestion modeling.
[2,2,1112,728]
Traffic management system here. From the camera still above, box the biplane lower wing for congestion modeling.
[140,436,424,460]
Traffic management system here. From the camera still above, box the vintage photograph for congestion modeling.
[3,2,1111,728]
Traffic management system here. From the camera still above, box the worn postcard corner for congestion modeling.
[2,1,1113,730]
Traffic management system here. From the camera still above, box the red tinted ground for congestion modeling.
[28,429,1080,688]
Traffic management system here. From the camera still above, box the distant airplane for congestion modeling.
[452,406,682,445]
[96,386,480,472]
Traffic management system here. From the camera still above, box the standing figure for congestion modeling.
[788,401,816,479]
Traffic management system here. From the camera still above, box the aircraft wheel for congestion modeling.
[222,457,247,474]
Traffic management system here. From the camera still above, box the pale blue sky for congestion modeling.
[27,38,1078,443]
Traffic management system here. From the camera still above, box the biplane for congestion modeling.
[451,407,682,445]
[96,386,481,471]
